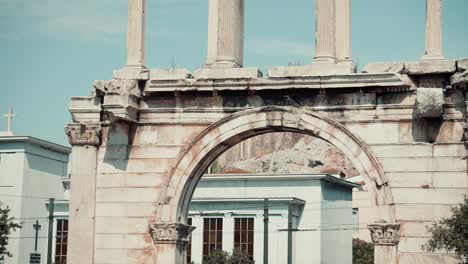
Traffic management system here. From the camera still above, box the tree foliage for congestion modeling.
[0,206,22,258]
[423,196,468,263]
[202,248,254,264]
[353,238,374,264]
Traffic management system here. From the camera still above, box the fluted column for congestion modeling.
[314,0,336,62]
[422,0,444,60]
[65,123,102,264]
[207,0,244,68]
[126,0,147,68]
[335,0,352,63]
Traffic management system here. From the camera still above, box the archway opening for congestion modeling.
[185,131,363,264]
[159,107,394,263]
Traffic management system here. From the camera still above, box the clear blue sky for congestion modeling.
[1,0,467,146]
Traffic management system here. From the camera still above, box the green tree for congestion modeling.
[353,238,374,264]
[203,248,254,264]
[0,206,22,258]
[423,196,468,263]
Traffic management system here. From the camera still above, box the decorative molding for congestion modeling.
[368,222,400,245]
[94,79,142,122]
[94,79,141,98]
[64,123,102,147]
[150,222,195,245]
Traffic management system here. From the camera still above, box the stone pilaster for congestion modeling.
[368,222,400,264]
[150,222,196,264]
[126,0,147,68]
[335,0,352,63]
[65,123,102,264]
[207,0,244,68]
[314,0,336,62]
[422,0,444,60]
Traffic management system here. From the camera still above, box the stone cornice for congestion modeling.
[144,72,409,95]
[149,222,195,245]
[368,222,400,245]
[64,123,102,147]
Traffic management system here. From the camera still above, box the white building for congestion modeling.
[0,135,70,264]
[188,173,359,264]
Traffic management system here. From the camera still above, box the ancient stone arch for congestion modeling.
[159,106,395,223]
[64,0,467,263]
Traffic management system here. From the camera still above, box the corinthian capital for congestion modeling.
[149,222,195,245]
[65,123,102,147]
[368,222,400,245]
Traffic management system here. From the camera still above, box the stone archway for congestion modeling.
[152,106,396,263]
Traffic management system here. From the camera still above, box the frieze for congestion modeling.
[368,222,400,245]
[150,222,195,245]
[65,123,102,147]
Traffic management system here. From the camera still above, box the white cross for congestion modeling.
[3,106,16,133]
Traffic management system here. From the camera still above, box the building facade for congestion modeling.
[0,135,70,264]
[188,174,357,264]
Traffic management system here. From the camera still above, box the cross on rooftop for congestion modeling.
[3,106,16,133]
[33,220,41,252]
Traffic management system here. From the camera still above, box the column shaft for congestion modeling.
[422,0,444,60]
[335,0,352,62]
[67,146,98,264]
[374,245,397,264]
[127,0,147,68]
[315,0,336,62]
[207,0,244,68]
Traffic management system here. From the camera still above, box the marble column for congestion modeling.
[314,0,336,62]
[368,222,400,264]
[126,0,147,68]
[335,0,352,63]
[422,0,444,60]
[207,0,244,68]
[65,123,102,264]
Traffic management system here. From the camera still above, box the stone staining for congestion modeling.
[207,0,244,68]
[422,0,444,60]
[126,0,147,68]
[314,0,336,62]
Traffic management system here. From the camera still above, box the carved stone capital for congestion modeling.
[149,222,195,245]
[368,222,400,245]
[94,79,141,98]
[65,123,102,147]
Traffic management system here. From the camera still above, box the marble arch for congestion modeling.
[160,106,395,223]
[64,0,467,263]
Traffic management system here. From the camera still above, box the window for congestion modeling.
[352,208,359,234]
[203,218,223,258]
[55,219,68,264]
[234,218,254,260]
[187,218,192,264]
